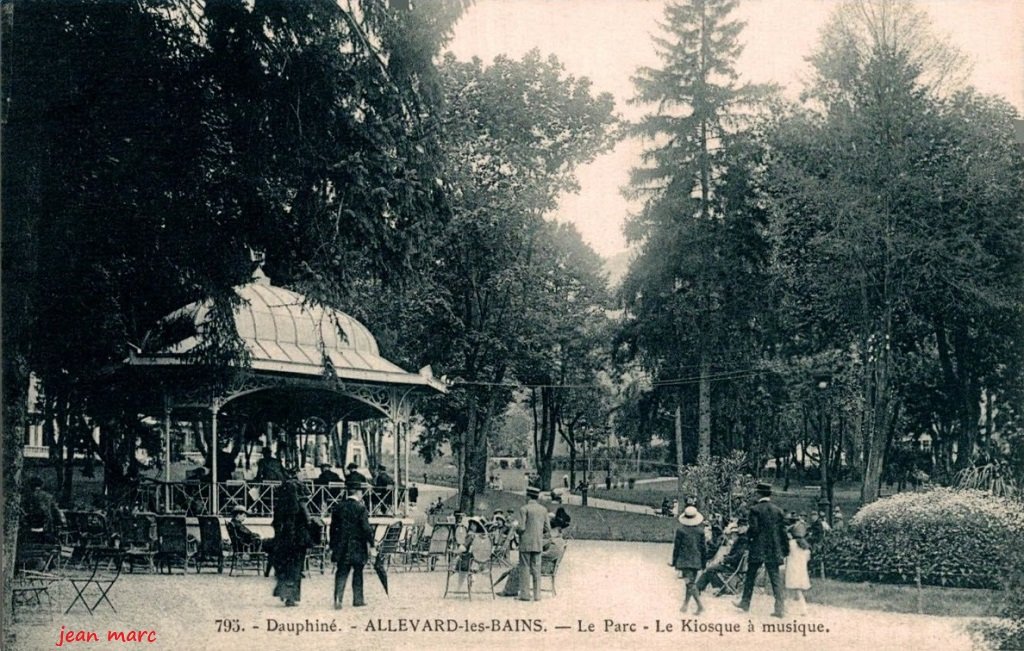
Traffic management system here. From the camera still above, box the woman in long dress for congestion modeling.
[272,480,312,607]
[785,521,812,615]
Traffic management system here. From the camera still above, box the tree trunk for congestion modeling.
[861,312,894,504]
[698,359,711,463]
[675,398,684,500]
[459,388,500,514]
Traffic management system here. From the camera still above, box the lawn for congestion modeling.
[806,578,1003,618]
[442,488,679,542]
[601,478,867,519]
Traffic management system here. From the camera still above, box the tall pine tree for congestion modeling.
[621,0,774,466]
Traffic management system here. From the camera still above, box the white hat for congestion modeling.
[678,505,704,526]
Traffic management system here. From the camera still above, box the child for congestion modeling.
[671,506,707,615]
[785,521,811,615]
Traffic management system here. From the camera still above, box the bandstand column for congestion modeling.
[210,398,221,515]
[163,395,172,512]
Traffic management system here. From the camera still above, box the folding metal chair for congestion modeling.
[195,515,225,573]
[226,521,267,576]
[122,513,158,573]
[540,543,567,595]
[422,523,452,571]
[715,551,748,597]
[154,515,196,574]
[444,535,494,600]
[376,522,404,570]
[64,549,123,615]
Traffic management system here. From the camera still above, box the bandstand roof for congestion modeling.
[129,270,445,393]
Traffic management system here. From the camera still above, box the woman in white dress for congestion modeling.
[785,521,811,615]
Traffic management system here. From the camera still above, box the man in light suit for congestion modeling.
[735,482,788,617]
[516,485,550,601]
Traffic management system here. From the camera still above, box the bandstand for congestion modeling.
[124,268,445,521]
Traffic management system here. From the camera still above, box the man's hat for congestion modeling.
[231,504,248,515]
[678,505,704,526]
[526,485,540,499]
[345,474,369,491]
[755,482,773,496]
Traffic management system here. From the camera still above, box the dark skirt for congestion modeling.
[499,566,521,597]
[273,550,305,603]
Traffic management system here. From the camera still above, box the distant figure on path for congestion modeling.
[516,485,550,601]
[408,483,419,505]
[272,480,313,607]
[735,482,788,617]
[330,474,375,609]
[672,506,707,615]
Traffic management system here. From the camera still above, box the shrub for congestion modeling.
[820,488,1024,589]
[678,451,756,518]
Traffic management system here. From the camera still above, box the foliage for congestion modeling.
[408,51,617,513]
[954,459,1019,498]
[620,0,777,466]
[764,0,1024,502]
[820,488,1024,589]
[2,0,469,504]
[678,451,755,518]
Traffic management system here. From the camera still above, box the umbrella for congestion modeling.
[373,552,389,596]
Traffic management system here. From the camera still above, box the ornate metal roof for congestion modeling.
[132,270,444,392]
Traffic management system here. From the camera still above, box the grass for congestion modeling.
[600,479,866,519]
[443,488,679,542]
[806,578,1003,618]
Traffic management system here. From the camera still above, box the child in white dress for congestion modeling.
[785,521,811,615]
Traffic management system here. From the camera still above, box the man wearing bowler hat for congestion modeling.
[735,482,788,617]
[330,473,375,608]
[516,485,550,601]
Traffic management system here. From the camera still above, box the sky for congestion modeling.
[446,0,1024,258]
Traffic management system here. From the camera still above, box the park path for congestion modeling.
[12,540,983,651]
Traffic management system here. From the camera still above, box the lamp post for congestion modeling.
[814,372,833,527]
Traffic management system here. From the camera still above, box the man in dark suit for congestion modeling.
[330,474,376,608]
[374,464,395,515]
[735,482,788,617]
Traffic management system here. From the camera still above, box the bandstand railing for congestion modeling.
[138,480,406,518]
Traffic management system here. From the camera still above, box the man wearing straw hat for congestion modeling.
[516,485,550,601]
[735,482,788,617]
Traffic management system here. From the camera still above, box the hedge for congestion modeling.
[819,488,1024,589]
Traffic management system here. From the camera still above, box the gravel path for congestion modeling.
[12,540,984,650]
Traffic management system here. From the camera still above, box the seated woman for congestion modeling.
[551,507,571,533]
[453,518,492,592]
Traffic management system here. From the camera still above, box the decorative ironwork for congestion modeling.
[138,480,403,518]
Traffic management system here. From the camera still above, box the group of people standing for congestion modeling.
[671,482,814,618]
[257,472,378,609]
[497,486,570,601]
